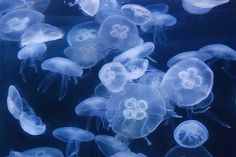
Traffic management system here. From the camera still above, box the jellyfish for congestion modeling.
[98,62,128,93]
[182,0,230,15]
[106,83,166,139]
[20,23,63,46]
[37,57,83,101]
[66,21,100,46]
[0,9,44,41]
[94,83,112,99]
[110,151,147,157]
[95,135,130,156]
[98,15,139,50]
[68,0,100,16]
[145,3,169,15]
[23,0,51,12]
[0,0,25,15]
[17,43,47,82]
[120,4,152,25]
[174,120,209,148]
[161,58,214,107]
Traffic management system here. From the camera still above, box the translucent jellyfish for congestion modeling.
[98,15,139,50]
[0,9,44,41]
[23,0,51,12]
[107,83,166,138]
[68,0,100,16]
[174,120,209,148]
[110,151,147,157]
[182,0,230,15]
[165,146,213,157]
[37,57,83,101]
[162,58,213,107]
[120,4,152,25]
[21,23,63,46]
[99,62,128,92]
[145,3,169,15]
[17,43,47,81]
[66,21,99,46]
[94,83,112,98]
[0,0,25,14]
[95,135,130,156]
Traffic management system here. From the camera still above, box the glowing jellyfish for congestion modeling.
[20,23,63,46]
[182,0,230,15]
[66,21,99,46]
[95,135,130,156]
[17,43,47,81]
[0,9,44,41]
[107,83,166,138]
[98,15,139,50]
[110,151,147,157]
[145,3,169,15]
[94,83,112,99]
[37,57,83,101]
[99,62,128,92]
[162,58,213,107]
[174,120,209,148]
[68,0,100,16]
[120,4,152,25]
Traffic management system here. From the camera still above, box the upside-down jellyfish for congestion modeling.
[68,0,100,16]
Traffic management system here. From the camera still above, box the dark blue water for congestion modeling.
[0,0,236,156]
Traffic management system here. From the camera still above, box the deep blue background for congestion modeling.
[0,0,236,156]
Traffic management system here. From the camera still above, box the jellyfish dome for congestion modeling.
[145,3,169,15]
[162,58,213,107]
[98,15,139,50]
[107,83,166,138]
[0,9,44,41]
[0,0,25,14]
[21,147,64,157]
[110,151,147,157]
[68,0,100,16]
[174,120,209,148]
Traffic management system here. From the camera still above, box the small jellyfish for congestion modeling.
[68,0,100,16]
[17,43,47,82]
[110,151,147,157]
[21,23,63,46]
[99,62,128,92]
[107,83,166,139]
[174,120,209,148]
[98,15,139,50]
[0,9,44,41]
[66,21,99,46]
[162,58,213,107]
[21,147,64,157]
[37,57,83,101]
[94,83,112,99]
[120,4,152,25]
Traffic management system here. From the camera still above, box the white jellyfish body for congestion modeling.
[174,120,209,148]
[68,0,100,16]
[162,58,213,107]
[0,9,44,41]
[20,23,63,46]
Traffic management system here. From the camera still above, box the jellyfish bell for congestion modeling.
[21,147,64,157]
[0,0,25,15]
[110,151,147,157]
[145,3,169,15]
[68,0,100,16]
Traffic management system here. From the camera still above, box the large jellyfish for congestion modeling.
[37,57,83,101]
[174,120,209,148]
[20,23,63,46]
[68,0,100,16]
[110,151,147,157]
[98,15,139,50]
[17,43,47,81]
[0,9,44,41]
[107,83,166,139]
[120,4,152,25]
[182,0,230,15]
[161,58,213,107]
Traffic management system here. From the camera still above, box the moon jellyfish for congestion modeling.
[120,4,151,25]
[162,58,213,107]
[107,83,166,138]
[21,23,63,46]
[94,83,112,98]
[66,21,99,46]
[37,57,83,101]
[98,15,139,50]
[68,0,100,16]
[95,135,130,156]
[17,43,47,81]
[0,9,44,41]
[110,151,147,157]
[182,0,230,15]
[99,62,128,92]
[145,3,169,15]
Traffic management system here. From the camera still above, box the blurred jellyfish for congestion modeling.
[99,62,128,92]
[37,57,83,101]
[0,0,25,14]
[145,3,169,15]
[94,83,112,98]
[7,151,23,157]
[98,15,139,50]
[68,0,100,16]
[66,21,99,46]
[0,9,44,41]
[107,83,166,139]
[110,151,147,157]
[17,43,47,81]
[120,4,151,25]
[21,23,63,46]
[182,0,230,15]
[174,120,209,148]
[162,58,213,107]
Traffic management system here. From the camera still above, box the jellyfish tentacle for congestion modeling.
[19,59,28,82]
[204,111,231,129]
[58,75,69,101]
[37,72,58,93]
[66,140,80,157]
